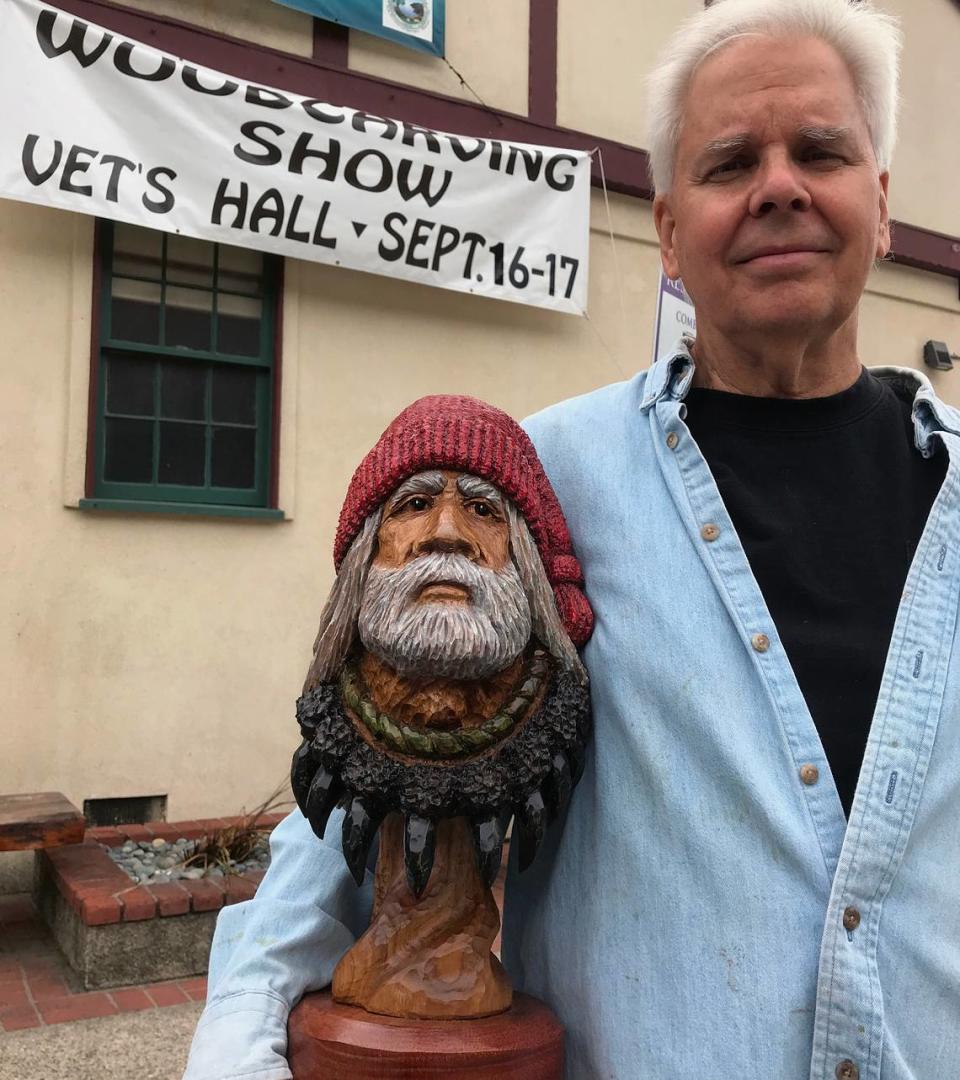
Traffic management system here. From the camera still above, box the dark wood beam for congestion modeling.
[528,0,558,125]
[889,221,960,288]
[32,0,960,282]
[312,16,348,67]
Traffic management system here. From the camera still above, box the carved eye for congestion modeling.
[469,501,493,517]
[405,496,431,512]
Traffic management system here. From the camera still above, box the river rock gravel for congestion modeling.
[106,837,270,885]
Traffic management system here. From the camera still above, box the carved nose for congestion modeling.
[417,534,475,557]
[413,504,479,560]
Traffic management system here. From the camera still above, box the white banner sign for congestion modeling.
[0,0,591,314]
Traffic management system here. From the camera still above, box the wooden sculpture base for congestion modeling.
[332,813,510,1018]
[288,990,564,1079]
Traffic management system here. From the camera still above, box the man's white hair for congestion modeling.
[646,0,902,194]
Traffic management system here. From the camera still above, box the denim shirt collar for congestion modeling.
[640,336,960,459]
[639,336,697,411]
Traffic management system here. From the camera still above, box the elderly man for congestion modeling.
[186,1,960,1078]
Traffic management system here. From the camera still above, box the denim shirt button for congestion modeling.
[835,1061,859,1080]
[701,523,720,542]
[799,763,819,785]
[666,432,679,450]
[842,906,861,931]
[751,633,770,653]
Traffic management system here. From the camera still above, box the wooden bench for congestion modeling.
[0,792,86,852]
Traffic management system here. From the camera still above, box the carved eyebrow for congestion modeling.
[387,470,447,508]
[456,474,503,507]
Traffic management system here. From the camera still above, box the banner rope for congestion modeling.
[440,57,505,126]
[583,146,630,379]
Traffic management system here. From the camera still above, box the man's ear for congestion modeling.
[653,194,682,279]
[876,171,891,260]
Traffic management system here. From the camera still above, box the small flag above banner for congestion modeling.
[273,0,445,56]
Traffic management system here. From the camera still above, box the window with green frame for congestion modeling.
[88,221,281,513]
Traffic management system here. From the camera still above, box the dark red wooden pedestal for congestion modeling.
[287,991,564,1080]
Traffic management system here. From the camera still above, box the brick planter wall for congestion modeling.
[32,815,284,991]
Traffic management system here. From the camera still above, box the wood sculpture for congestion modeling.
[289,395,593,1042]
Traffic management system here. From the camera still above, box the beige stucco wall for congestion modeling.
[2,2,958,895]
[349,4,529,117]
[861,259,960,398]
[883,0,960,235]
[114,0,314,56]
[556,0,704,147]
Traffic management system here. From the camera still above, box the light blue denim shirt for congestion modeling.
[184,345,960,1080]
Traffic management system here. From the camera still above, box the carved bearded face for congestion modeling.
[293,468,591,895]
[358,471,532,681]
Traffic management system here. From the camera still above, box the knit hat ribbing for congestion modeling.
[333,395,593,647]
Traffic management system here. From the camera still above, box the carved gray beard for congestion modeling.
[357,552,532,681]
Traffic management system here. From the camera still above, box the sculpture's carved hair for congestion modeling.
[303,509,381,693]
[504,500,585,683]
[303,491,586,691]
[646,0,901,194]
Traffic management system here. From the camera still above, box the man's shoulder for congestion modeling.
[518,372,654,517]
[521,371,648,457]
[869,364,960,444]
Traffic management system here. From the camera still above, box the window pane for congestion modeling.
[106,355,154,416]
[218,244,262,295]
[212,365,256,425]
[110,279,161,344]
[113,224,162,280]
[104,417,153,482]
[216,294,262,357]
[212,426,256,489]
[167,235,214,288]
[159,421,206,486]
[161,359,206,420]
[165,286,212,351]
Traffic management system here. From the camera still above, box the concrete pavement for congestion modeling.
[0,999,203,1080]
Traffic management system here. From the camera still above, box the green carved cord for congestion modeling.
[339,648,550,759]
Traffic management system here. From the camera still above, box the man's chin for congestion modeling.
[726,288,843,336]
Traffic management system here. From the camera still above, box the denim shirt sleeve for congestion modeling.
[182,808,375,1080]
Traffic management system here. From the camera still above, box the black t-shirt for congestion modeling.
[684,368,946,815]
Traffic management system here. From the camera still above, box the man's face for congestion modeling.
[358,470,531,681]
[653,35,890,343]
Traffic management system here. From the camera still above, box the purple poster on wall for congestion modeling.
[652,271,696,363]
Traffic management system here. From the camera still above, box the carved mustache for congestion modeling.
[365,552,508,609]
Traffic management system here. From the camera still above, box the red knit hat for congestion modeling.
[333,395,594,647]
